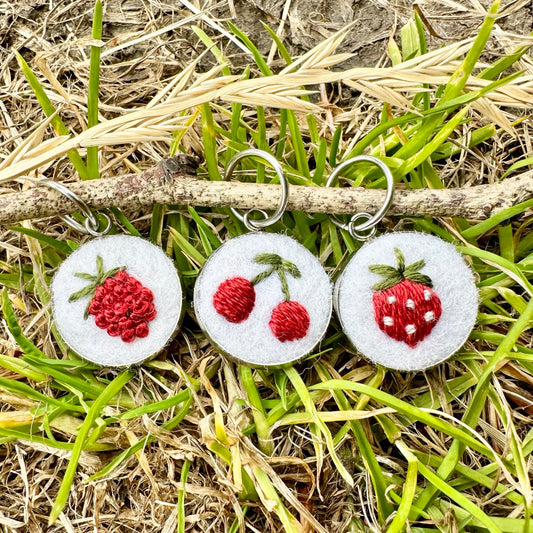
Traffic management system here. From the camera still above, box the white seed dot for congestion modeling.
[424,289,431,301]
[383,316,393,326]
[424,311,435,322]
[387,295,397,304]
[406,299,415,309]
[405,324,416,335]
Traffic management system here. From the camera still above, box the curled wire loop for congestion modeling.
[325,155,394,241]
[224,148,289,232]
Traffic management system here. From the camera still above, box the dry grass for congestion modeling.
[1,0,533,532]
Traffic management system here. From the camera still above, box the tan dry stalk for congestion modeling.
[1,155,532,226]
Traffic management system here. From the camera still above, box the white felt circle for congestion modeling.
[194,233,332,366]
[334,232,478,371]
[51,235,183,366]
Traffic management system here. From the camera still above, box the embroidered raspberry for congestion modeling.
[269,300,310,342]
[69,256,156,343]
[213,277,255,323]
[370,248,442,347]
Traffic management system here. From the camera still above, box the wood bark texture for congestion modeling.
[0,155,532,226]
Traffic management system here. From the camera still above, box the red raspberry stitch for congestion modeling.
[69,256,156,343]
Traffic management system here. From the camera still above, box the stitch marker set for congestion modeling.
[48,149,478,371]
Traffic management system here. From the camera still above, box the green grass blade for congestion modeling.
[227,21,272,76]
[239,366,273,455]
[9,226,73,255]
[311,380,494,459]
[87,0,102,180]
[177,460,190,533]
[49,370,134,524]
[2,288,47,359]
[285,366,353,487]
[398,442,501,533]
[201,103,221,181]
[410,292,533,519]
[386,444,418,533]
[261,22,292,65]
[461,199,533,239]
[15,52,89,180]
[315,362,393,522]
[88,391,192,482]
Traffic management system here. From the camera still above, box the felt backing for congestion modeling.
[334,232,478,371]
[52,235,183,366]
[194,232,332,367]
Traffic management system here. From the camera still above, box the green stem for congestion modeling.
[276,267,290,302]
[251,253,301,302]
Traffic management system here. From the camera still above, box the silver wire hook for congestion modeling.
[325,155,394,241]
[28,178,112,236]
[224,148,289,232]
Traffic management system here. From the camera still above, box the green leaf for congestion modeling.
[100,266,124,282]
[404,273,433,287]
[394,248,405,271]
[74,272,98,281]
[372,275,404,291]
[68,284,97,303]
[403,259,425,276]
[369,265,399,277]
[280,259,301,278]
[95,255,104,278]
[254,253,282,265]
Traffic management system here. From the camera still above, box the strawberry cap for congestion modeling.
[369,248,433,291]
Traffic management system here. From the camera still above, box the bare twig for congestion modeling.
[0,155,532,226]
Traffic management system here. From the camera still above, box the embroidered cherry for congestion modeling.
[69,256,157,343]
[212,253,310,342]
[269,300,310,342]
[251,253,310,341]
[213,277,255,323]
[370,248,442,347]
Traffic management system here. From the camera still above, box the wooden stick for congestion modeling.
[0,155,532,226]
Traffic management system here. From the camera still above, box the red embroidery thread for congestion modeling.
[370,248,442,347]
[213,277,255,323]
[88,270,156,342]
[212,253,310,342]
[269,301,310,342]
[69,256,156,343]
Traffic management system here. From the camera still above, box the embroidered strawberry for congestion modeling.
[212,253,310,342]
[369,248,441,347]
[213,277,255,323]
[69,256,156,343]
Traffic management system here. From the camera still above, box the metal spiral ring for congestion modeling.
[29,178,111,236]
[224,148,289,232]
[325,155,394,240]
